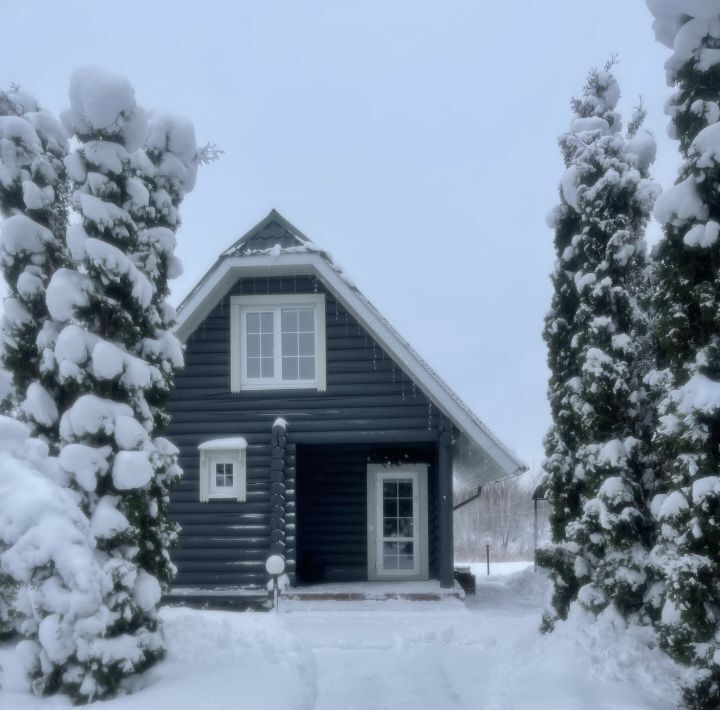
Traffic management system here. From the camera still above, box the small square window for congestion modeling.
[198,439,247,502]
[214,462,234,489]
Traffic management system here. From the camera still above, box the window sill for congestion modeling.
[236,381,323,392]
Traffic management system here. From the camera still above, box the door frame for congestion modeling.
[366,463,429,582]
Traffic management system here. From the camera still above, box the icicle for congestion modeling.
[392,361,396,383]
[427,401,432,431]
[293,275,297,293]
[411,381,416,399]
[372,342,377,369]
[335,300,339,322]
[220,299,224,316]
[252,277,256,294]
[401,372,405,401]
[313,276,318,293]
[266,276,270,293]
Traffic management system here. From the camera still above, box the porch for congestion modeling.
[292,438,454,588]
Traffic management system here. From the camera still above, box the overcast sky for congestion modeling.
[1,1,679,470]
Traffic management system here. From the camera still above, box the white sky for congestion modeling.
[0,1,679,469]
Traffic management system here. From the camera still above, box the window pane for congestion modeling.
[260,333,274,357]
[282,357,298,380]
[383,519,398,536]
[383,481,398,498]
[383,499,397,518]
[281,309,298,332]
[299,333,315,356]
[246,312,260,333]
[398,555,414,569]
[261,358,274,378]
[398,518,413,537]
[398,481,413,498]
[400,541,414,556]
[260,312,274,332]
[299,357,315,380]
[215,472,224,487]
[298,309,314,332]
[246,333,260,357]
[247,357,260,378]
[383,542,399,556]
[384,555,399,570]
[398,498,413,517]
[282,332,298,356]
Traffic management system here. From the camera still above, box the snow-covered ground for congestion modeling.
[0,566,680,709]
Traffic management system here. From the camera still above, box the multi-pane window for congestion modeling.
[214,462,234,489]
[198,439,247,502]
[382,479,415,571]
[231,295,326,391]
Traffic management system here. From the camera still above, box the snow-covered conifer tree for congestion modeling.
[538,63,659,629]
[0,87,68,439]
[122,113,198,590]
[37,67,171,700]
[646,3,720,706]
[0,86,69,638]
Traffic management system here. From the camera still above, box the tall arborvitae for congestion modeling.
[0,87,68,440]
[538,64,659,629]
[0,88,69,637]
[647,4,720,707]
[34,67,195,701]
[124,114,198,591]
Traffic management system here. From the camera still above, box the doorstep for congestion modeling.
[280,580,465,601]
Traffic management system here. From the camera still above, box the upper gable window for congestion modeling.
[230,294,326,392]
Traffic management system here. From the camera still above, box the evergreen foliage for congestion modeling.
[539,64,659,629]
[0,86,70,641]
[0,68,201,704]
[0,86,69,440]
[123,112,197,590]
[646,5,720,707]
[0,571,17,638]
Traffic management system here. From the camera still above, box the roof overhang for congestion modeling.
[174,252,527,488]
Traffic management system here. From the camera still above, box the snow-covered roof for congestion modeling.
[197,437,248,451]
[175,210,527,487]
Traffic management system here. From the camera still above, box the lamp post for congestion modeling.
[484,537,491,576]
[265,554,285,613]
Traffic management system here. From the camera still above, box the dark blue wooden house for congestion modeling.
[167,210,525,598]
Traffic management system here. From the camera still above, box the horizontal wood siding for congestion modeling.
[168,275,444,588]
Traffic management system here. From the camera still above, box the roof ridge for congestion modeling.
[222,209,313,257]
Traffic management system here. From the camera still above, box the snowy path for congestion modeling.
[282,564,677,710]
[0,565,680,709]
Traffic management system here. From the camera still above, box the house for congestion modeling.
[167,210,526,600]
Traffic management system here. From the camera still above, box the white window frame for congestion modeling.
[230,294,326,392]
[198,439,247,502]
[366,463,429,581]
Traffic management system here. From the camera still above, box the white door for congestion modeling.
[367,464,429,580]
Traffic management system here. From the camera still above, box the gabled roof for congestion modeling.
[221,209,331,260]
[175,210,527,488]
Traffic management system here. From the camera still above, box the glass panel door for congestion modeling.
[376,472,419,576]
